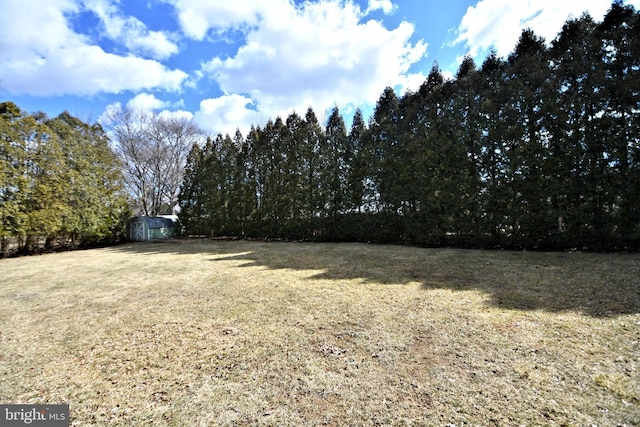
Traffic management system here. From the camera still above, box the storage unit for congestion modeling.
[129,215,179,242]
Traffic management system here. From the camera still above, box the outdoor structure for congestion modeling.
[129,215,179,242]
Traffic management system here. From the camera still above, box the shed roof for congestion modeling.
[133,215,179,229]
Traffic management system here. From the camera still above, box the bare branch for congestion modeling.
[102,106,206,216]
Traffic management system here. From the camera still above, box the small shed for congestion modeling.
[129,215,179,242]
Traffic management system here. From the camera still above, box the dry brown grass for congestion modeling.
[0,240,638,426]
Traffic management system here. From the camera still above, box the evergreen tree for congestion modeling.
[370,87,400,216]
[178,142,206,235]
[258,119,286,235]
[324,107,349,222]
[283,112,306,230]
[412,65,448,243]
[24,114,69,247]
[1,103,128,253]
[201,135,227,234]
[346,108,367,213]
[477,52,512,245]
[245,126,262,235]
[548,13,604,248]
[231,129,256,237]
[504,29,553,246]
[219,133,239,234]
[0,102,31,255]
[450,55,484,240]
[174,6,639,249]
[302,108,324,220]
[46,112,129,244]
[598,3,640,247]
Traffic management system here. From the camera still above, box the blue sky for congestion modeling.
[1,0,637,135]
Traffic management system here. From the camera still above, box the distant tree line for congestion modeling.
[0,102,130,256]
[179,3,640,250]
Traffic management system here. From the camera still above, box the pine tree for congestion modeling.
[450,55,484,241]
[346,108,367,214]
[245,126,262,235]
[258,119,286,235]
[371,87,401,216]
[411,65,449,244]
[172,5,638,250]
[24,114,69,248]
[598,3,640,247]
[0,102,31,255]
[283,112,306,232]
[200,135,227,234]
[477,52,512,246]
[178,142,205,235]
[324,107,348,224]
[230,129,256,237]
[302,108,324,221]
[548,13,603,248]
[46,112,129,244]
[505,29,553,247]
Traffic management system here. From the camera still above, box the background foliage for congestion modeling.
[0,102,130,256]
[2,4,638,254]
[179,4,640,250]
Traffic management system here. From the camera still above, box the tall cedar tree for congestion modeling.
[504,29,553,246]
[1,102,31,254]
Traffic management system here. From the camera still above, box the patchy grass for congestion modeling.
[0,240,638,426]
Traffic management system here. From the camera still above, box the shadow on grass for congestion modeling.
[111,239,640,318]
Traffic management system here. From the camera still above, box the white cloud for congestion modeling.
[157,109,194,122]
[98,101,124,125]
[366,0,397,15]
[194,95,263,136]
[162,0,287,41]
[453,0,639,59]
[124,94,194,122]
[0,0,187,96]
[126,93,170,111]
[83,0,178,60]
[185,0,426,132]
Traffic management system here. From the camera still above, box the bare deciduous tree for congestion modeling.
[102,106,205,216]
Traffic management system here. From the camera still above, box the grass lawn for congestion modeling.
[0,240,638,426]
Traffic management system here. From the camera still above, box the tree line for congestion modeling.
[179,3,640,250]
[0,102,129,256]
[2,3,638,254]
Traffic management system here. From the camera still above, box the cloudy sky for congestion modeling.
[1,0,637,135]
